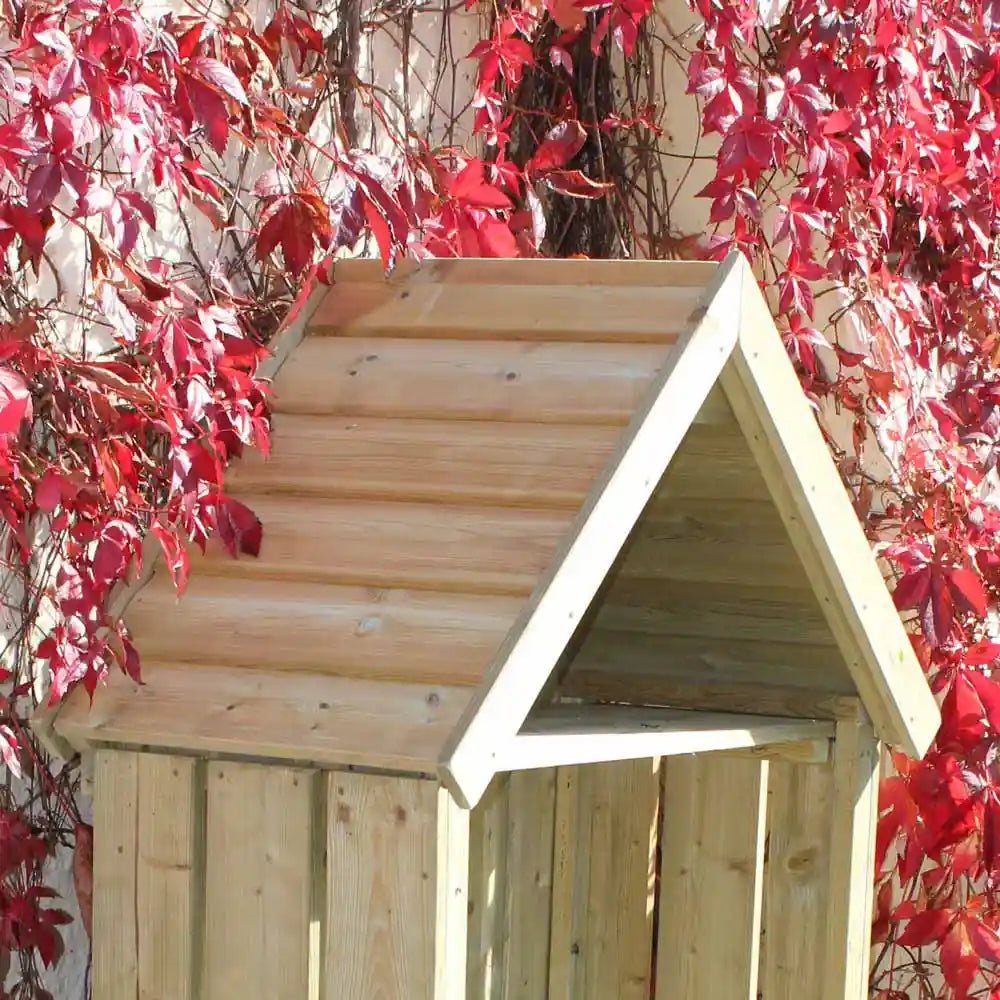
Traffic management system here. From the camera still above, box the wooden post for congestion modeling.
[655,755,768,1000]
[823,717,880,1000]
[324,773,469,1000]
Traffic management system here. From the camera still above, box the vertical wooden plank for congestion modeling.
[467,776,510,1000]
[759,757,835,998]
[324,773,469,1000]
[547,766,581,1000]
[655,755,768,1000]
[136,754,198,1000]
[203,761,314,1000]
[823,717,880,1000]
[548,760,659,1000]
[92,749,139,1000]
[502,769,556,999]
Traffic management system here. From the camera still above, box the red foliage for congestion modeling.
[2,0,998,988]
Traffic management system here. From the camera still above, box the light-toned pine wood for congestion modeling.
[546,760,659,1000]
[203,762,314,1000]
[547,767,580,1000]
[759,756,835,997]
[136,754,198,1000]
[441,254,745,808]
[616,503,816,589]
[594,580,834,646]
[200,498,571,597]
[823,716,881,1000]
[564,629,856,696]
[467,776,510,1000]
[92,750,139,1000]
[332,257,716,287]
[309,281,706,342]
[324,773,469,1000]
[56,662,469,772]
[501,770,556,998]
[275,338,669,424]
[228,415,619,508]
[559,668,858,722]
[649,424,773,501]
[126,573,520,686]
[656,755,768,999]
[499,705,835,770]
[721,275,938,757]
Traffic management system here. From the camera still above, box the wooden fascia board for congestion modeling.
[719,275,939,759]
[37,286,327,759]
[497,705,834,771]
[438,253,749,809]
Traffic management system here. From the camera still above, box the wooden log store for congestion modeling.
[42,254,940,1000]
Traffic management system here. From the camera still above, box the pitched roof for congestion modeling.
[48,254,938,806]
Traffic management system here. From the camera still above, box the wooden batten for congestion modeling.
[499,705,834,771]
[325,772,469,1000]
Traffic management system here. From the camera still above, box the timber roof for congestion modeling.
[50,254,939,807]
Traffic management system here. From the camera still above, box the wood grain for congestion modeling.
[136,754,198,1000]
[759,757,835,997]
[822,717,881,1000]
[274,338,669,424]
[546,760,659,1000]
[309,281,706,342]
[227,415,619,508]
[331,257,716,288]
[199,497,571,597]
[58,662,470,772]
[656,755,768,999]
[92,750,139,1000]
[203,761,314,1000]
[324,773,468,1000]
[501,705,834,770]
[126,573,520,686]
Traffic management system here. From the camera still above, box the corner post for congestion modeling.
[822,716,881,1000]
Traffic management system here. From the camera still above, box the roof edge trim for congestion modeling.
[719,274,939,759]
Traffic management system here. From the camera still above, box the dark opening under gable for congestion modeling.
[554,384,859,721]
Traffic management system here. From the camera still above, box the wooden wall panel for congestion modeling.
[759,758,835,998]
[548,760,660,1000]
[467,771,557,1000]
[203,761,314,1000]
[92,750,200,1000]
[324,773,469,1000]
[656,755,768,1000]
[92,750,140,1000]
[468,776,510,1000]
[136,754,199,1000]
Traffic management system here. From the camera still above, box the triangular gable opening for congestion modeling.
[490,384,851,775]
[440,258,937,809]
[550,384,858,721]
